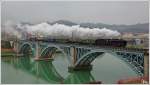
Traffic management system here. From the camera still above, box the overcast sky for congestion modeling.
[2,1,149,25]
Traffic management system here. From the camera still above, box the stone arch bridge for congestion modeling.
[12,40,149,77]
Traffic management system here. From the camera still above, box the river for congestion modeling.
[1,53,138,84]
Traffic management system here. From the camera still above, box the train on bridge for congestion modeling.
[28,37,127,47]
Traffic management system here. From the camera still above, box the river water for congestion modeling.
[1,53,138,84]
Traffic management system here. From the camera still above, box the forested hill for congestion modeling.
[50,20,149,33]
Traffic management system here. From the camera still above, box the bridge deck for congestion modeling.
[17,40,148,54]
[40,42,148,53]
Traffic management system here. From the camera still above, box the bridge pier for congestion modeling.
[13,41,19,53]
[70,46,77,67]
[68,65,92,72]
[35,42,40,58]
[34,57,54,61]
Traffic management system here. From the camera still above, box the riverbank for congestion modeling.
[1,48,16,57]
[117,76,149,84]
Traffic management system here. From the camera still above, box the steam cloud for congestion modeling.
[2,21,22,39]
[2,21,121,40]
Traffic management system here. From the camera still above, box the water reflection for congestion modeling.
[2,56,95,84]
[64,71,95,84]
[2,53,138,84]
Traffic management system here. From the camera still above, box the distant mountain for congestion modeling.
[106,23,149,33]
[51,20,149,33]
[80,22,112,28]
[50,20,77,26]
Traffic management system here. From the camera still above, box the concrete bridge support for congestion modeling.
[35,42,40,59]
[13,41,19,53]
[70,46,77,66]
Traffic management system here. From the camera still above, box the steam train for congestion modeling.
[94,39,127,47]
[28,37,127,47]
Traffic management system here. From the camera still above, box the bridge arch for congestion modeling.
[75,51,105,66]
[19,42,34,56]
[40,45,70,62]
[74,49,144,76]
[74,49,114,67]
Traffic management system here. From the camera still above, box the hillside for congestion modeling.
[51,20,149,33]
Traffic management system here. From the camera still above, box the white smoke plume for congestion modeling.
[2,21,22,39]
[3,21,121,40]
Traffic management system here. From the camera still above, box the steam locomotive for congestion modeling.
[28,37,127,47]
[94,39,127,47]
